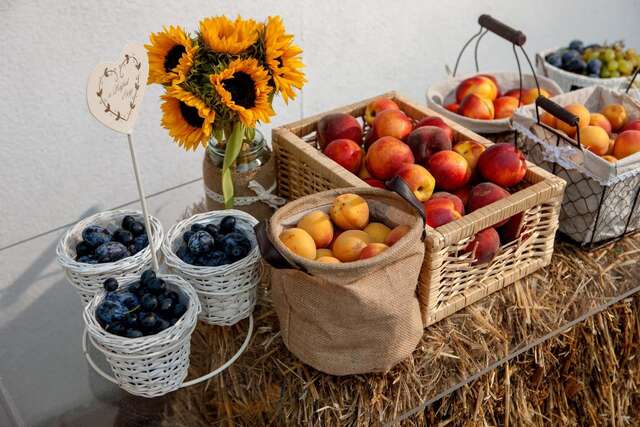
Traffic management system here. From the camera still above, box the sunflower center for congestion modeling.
[164,45,186,72]
[222,72,256,108]
[179,101,204,128]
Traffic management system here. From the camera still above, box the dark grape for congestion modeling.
[121,215,137,231]
[82,225,112,248]
[75,241,93,257]
[141,293,158,311]
[219,216,236,234]
[103,277,119,292]
[147,278,166,295]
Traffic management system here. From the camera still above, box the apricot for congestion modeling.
[332,230,371,262]
[315,248,334,259]
[520,88,550,105]
[330,193,370,230]
[363,222,391,244]
[297,210,334,249]
[556,104,590,137]
[579,126,610,156]
[279,228,316,260]
[589,113,612,135]
[602,155,618,163]
[463,227,500,265]
[601,104,628,132]
[359,243,389,260]
[540,112,556,128]
[316,256,341,264]
[384,224,411,246]
[613,130,640,159]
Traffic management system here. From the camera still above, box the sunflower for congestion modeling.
[199,16,261,55]
[263,16,306,103]
[160,86,215,150]
[145,26,196,85]
[210,58,274,127]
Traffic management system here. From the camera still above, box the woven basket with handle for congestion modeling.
[272,92,566,326]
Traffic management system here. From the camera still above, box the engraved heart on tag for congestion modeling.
[87,43,148,134]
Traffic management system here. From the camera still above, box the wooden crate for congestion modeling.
[272,92,566,326]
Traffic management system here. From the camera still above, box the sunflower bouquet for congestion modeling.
[145,16,305,207]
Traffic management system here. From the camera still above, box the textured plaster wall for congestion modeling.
[1,1,639,247]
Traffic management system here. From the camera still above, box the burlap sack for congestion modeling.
[259,186,425,376]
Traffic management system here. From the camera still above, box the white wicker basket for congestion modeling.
[426,70,562,134]
[162,210,262,326]
[57,209,164,305]
[83,275,200,397]
[536,47,639,92]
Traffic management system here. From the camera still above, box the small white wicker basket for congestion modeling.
[83,275,200,397]
[57,209,164,305]
[162,210,262,326]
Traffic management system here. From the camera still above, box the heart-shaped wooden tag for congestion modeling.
[87,43,148,134]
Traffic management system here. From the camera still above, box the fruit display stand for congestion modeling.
[513,89,640,248]
[273,92,565,325]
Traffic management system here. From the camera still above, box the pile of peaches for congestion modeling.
[444,74,550,120]
[279,193,411,264]
[317,97,529,265]
[538,102,640,162]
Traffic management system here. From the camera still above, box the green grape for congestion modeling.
[615,51,624,60]
[600,68,611,78]
[610,70,621,78]
[619,59,633,76]
[625,48,637,59]
[607,60,619,71]
[583,51,594,62]
[603,49,616,62]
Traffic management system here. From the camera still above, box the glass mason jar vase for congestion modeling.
[202,128,280,220]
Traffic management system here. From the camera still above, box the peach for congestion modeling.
[365,136,415,180]
[556,104,590,138]
[424,200,462,228]
[453,185,472,207]
[613,130,640,159]
[406,126,452,164]
[601,104,628,132]
[589,113,612,135]
[279,228,316,260]
[395,163,436,202]
[478,74,501,94]
[364,222,391,243]
[359,243,389,260]
[458,94,495,120]
[499,213,524,243]
[315,248,334,259]
[332,230,371,262]
[430,192,465,215]
[456,75,499,103]
[467,182,511,226]
[504,89,522,99]
[330,193,370,230]
[384,224,411,246]
[323,139,363,174]
[316,256,341,264]
[477,143,527,187]
[427,150,472,191]
[520,88,550,105]
[602,155,618,163]
[622,119,640,132]
[453,140,486,177]
[297,210,334,249]
[540,112,556,128]
[364,97,400,125]
[579,126,610,156]
[415,116,454,142]
[445,103,460,113]
[371,109,414,141]
[493,96,520,119]
[317,113,362,150]
[364,178,385,189]
[463,227,500,265]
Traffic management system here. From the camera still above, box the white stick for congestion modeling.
[127,133,159,272]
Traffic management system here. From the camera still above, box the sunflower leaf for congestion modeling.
[221,121,246,208]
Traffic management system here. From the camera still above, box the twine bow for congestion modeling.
[205,180,286,209]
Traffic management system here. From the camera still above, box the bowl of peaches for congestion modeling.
[427,72,562,134]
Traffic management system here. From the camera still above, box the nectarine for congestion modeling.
[372,109,413,141]
[364,97,400,125]
[463,227,500,265]
[613,130,640,159]
[365,136,415,180]
[406,126,452,164]
[395,163,436,202]
[458,94,495,120]
[456,75,498,103]
[323,139,363,173]
[317,113,362,150]
[477,143,527,187]
[415,116,454,142]
[427,150,472,191]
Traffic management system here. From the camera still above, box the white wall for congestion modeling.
[2,0,640,247]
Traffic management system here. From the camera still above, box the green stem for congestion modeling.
[222,121,246,208]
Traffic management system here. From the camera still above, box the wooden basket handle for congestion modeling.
[478,14,526,46]
[535,96,584,150]
[385,176,427,241]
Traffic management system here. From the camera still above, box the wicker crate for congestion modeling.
[272,92,565,326]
